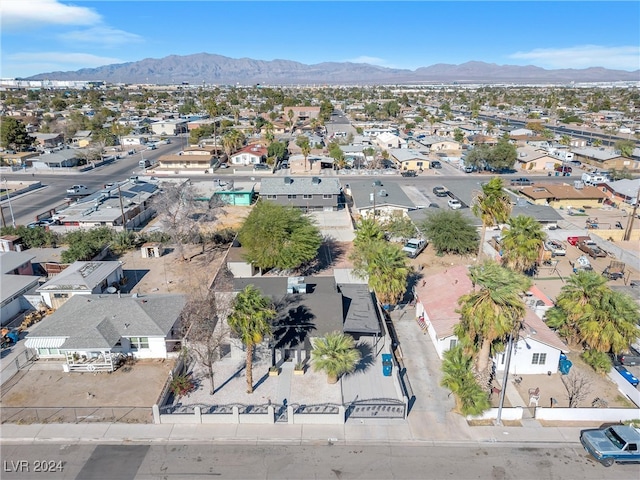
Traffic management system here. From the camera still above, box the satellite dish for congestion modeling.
[106,286,117,294]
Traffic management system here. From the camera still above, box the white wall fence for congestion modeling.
[608,368,640,407]
[152,403,346,425]
[468,407,639,423]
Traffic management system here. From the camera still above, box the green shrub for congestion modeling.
[581,349,612,374]
[169,374,195,397]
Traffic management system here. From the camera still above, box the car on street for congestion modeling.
[66,185,90,196]
[544,240,566,256]
[433,186,448,197]
[580,425,640,467]
[448,198,462,210]
[253,163,271,170]
[614,365,640,387]
[401,170,417,177]
[510,177,533,186]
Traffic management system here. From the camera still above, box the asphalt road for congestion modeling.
[0,141,181,226]
[1,443,636,480]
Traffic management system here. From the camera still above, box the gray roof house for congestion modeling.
[232,275,381,366]
[1,251,40,326]
[37,261,124,309]
[24,294,186,370]
[259,176,343,211]
[32,149,79,169]
[345,180,415,219]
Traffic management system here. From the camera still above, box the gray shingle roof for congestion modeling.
[0,251,36,274]
[260,177,341,196]
[29,294,187,349]
[347,180,415,211]
[339,284,381,335]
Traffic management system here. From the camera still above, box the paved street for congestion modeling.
[1,443,637,480]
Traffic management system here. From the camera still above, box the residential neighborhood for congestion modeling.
[1,78,639,472]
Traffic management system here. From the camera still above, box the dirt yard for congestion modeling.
[1,359,173,423]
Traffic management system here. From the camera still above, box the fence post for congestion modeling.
[195,406,202,424]
[152,404,161,424]
[268,405,275,424]
[287,405,294,425]
[232,406,239,424]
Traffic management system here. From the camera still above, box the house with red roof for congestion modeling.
[230,144,268,166]
[414,265,566,375]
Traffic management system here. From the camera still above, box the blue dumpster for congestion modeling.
[559,353,572,375]
[382,353,392,376]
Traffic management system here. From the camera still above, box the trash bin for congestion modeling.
[559,353,572,375]
[382,353,392,376]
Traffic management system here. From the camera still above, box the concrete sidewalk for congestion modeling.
[0,419,585,446]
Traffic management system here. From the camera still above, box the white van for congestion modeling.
[139,159,151,168]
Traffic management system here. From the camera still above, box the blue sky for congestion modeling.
[1,1,639,78]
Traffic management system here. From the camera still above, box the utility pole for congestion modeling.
[117,185,126,231]
[623,187,640,241]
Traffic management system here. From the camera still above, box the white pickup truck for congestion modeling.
[402,238,427,258]
[66,185,90,196]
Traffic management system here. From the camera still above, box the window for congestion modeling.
[266,195,277,199]
[449,339,458,350]
[129,337,149,349]
[323,194,332,199]
[287,194,297,199]
[531,353,547,365]
[303,194,312,199]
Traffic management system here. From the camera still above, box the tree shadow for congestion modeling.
[213,363,246,395]
[271,299,317,351]
[299,237,346,276]
[399,270,423,304]
[351,341,376,375]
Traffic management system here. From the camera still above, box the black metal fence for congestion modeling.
[346,398,406,419]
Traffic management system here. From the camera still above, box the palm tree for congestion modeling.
[227,285,276,393]
[311,331,361,384]
[296,135,311,171]
[500,215,546,273]
[287,109,295,138]
[455,261,532,391]
[545,271,640,353]
[363,242,409,306]
[472,177,512,260]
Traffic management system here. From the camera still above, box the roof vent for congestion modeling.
[312,177,320,184]
[284,177,293,184]
[378,189,388,197]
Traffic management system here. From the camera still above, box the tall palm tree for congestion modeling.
[227,285,276,393]
[311,331,361,384]
[472,177,512,260]
[455,261,532,391]
[500,215,546,273]
[296,135,311,171]
[546,271,640,353]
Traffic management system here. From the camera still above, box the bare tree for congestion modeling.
[181,284,231,396]
[151,181,226,261]
[561,372,592,408]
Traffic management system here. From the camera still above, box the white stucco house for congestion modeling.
[413,265,566,375]
[24,294,186,370]
[230,144,268,165]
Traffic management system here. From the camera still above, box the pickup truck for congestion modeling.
[544,240,566,256]
[616,346,640,366]
[578,240,607,258]
[567,235,590,246]
[580,425,640,467]
[66,185,90,196]
[402,238,427,258]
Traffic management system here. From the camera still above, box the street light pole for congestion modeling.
[495,331,514,426]
[3,179,16,228]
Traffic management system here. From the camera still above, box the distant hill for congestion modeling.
[26,53,640,84]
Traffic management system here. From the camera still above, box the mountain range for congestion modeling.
[27,53,640,85]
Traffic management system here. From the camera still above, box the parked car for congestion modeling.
[401,170,417,177]
[614,365,639,387]
[567,235,591,246]
[463,165,476,173]
[402,238,428,258]
[616,346,640,366]
[544,240,566,256]
[555,165,572,174]
[510,177,533,186]
[578,240,607,258]
[580,425,640,467]
[218,163,229,169]
[433,186,448,197]
[430,161,442,169]
[254,163,271,170]
[447,198,462,210]
[146,143,157,150]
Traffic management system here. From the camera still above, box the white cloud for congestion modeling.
[0,0,101,30]
[4,52,122,76]
[509,45,640,71]
[59,27,143,47]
